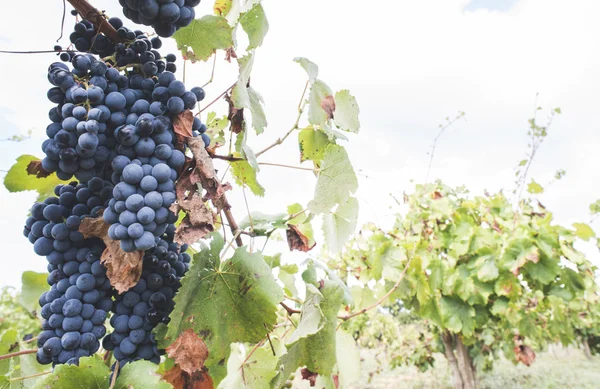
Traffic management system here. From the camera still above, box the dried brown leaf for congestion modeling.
[320,95,336,120]
[224,47,237,62]
[173,110,194,149]
[187,137,231,201]
[300,368,319,387]
[286,224,316,252]
[163,365,214,389]
[26,160,52,178]
[79,215,143,293]
[514,345,536,366]
[166,329,210,375]
[225,94,245,134]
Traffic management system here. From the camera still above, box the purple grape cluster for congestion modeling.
[118,0,201,38]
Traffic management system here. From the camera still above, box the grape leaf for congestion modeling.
[322,196,358,253]
[19,271,49,312]
[114,360,173,389]
[527,179,544,194]
[439,297,475,336]
[572,222,595,241]
[238,212,287,236]
[308,80,334,127]
[239,3,269,50]
[159,233,283,385]
[231,54,254,109]
[218,344,278,389]
[294,57,319,82]
[174,16,234,63]
[271,276,344,387]
[205,112,229,152]
[3,155,64,202]
[229,158,264,196]
[214,0,233,16]
[308,145,358,214]
[0,330,18,376]
[298,127,333,163]
[335,331,360,388]
[333,90,360,133]
[248,87,267,135]
[33,356,109,389]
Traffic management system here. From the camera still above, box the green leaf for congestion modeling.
[572,222,595,241]
[523,254,560,285]
[476,257,499,282]
[235,129,258,171]
[272,276,344,387]
[518,159,528,166]
[34,356,109,389]
[238,212,287,236]
[308,145,358,214]
[159,233,283,385]
[321,123,349,142]
[294,57,318,82]
[335,331,360,388]
[213,0,233,16]
[230,53,254,109]
[114,360,172,389]
[439,297,475,336]
[590,199,600,214]
[248,87,267,135]
[527,179,544,194]
[20,271,49,312]
[308,80,334,127]
[218,344,278,389]
[333,90,360,133]
[298,127,333,163]
[490,298,509,316]
[0,330,18,376]
[322,196,358,253]
[4,155,64,202]
[230,158,265,196]
[279,265,298,298]
[238,3,269,50]
[173,16,234,62]
[205,112,229,149]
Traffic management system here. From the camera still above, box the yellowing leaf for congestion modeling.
[572,222,595,241]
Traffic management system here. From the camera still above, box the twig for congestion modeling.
[255,80,309,158]
[8,370,51,382]
[0,349,38,360]
[210,154,245,162]
[425,112,465,184]
[109,360,119,389]
[58,0,67,41]
[198,83,236,114]
[280,302,301,315]
[220,229,243,260]
[222,204,243,247]
[258,162,318,172]
[66,0,124,44]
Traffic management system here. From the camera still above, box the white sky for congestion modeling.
[0,0,599,288]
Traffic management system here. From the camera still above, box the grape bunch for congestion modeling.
[23,182,115,365]
[118,0,201,38]
[27,12,213,369]
[102,233,190,365]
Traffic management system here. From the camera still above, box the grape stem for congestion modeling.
[258,162,318,172]
[198,82,236,114]
[66,0,124,44]
[280,302,301,315]
[0,349,38,361]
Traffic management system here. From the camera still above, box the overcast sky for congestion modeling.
[0,0,599,288]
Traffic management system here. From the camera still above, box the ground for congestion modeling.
[351,346,600,389]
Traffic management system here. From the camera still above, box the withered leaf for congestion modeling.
[300,368,319,387]
[166,329,210,375]
[226,94,245,134]
[432,191,443,200]
[79,214,143,293]
[286,224,316,252]
[163,365,214,389]
[187,137,231,201]
[173,110,195,149]
[320,95,336,120]
[26,160,52,178]
[224,47,237,62]
[514,345,536,366]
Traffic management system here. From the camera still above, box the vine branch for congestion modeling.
[425,111,465,184]
[255,80,309,158]
[280,302,301,315]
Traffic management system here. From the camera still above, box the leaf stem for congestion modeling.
[198,82,236,114]
[280,302,301,315]
[202,53,218,88]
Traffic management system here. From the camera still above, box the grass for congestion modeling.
[351,346,600,389]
